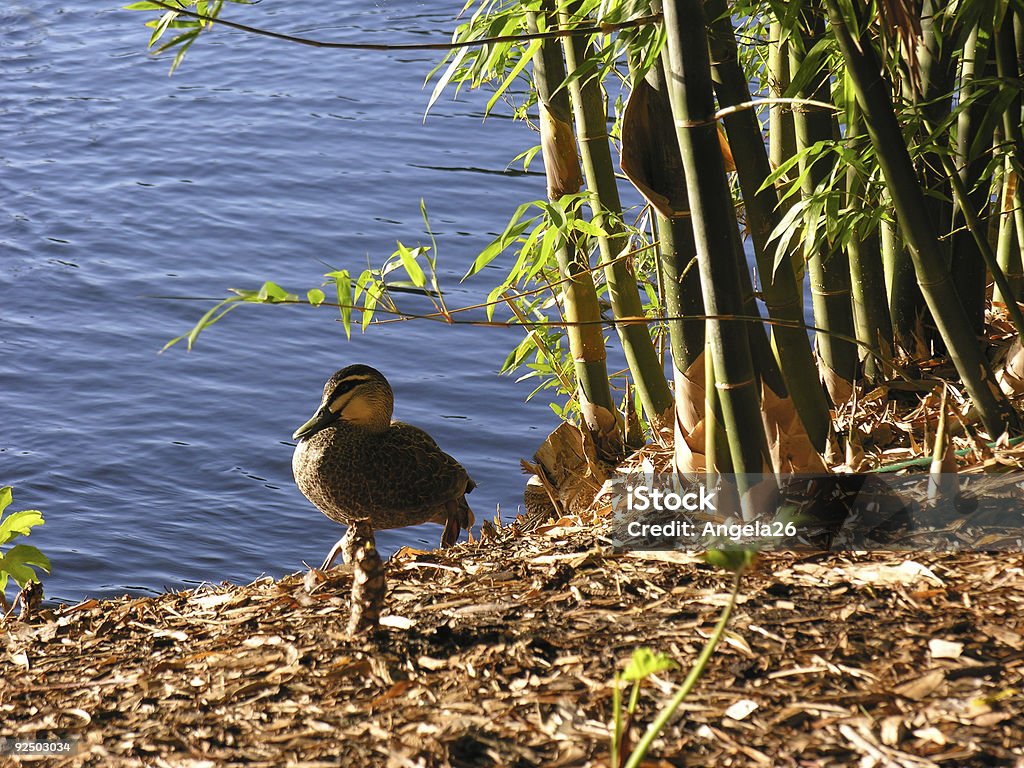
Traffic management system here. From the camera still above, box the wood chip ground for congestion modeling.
[3,517,1023,767]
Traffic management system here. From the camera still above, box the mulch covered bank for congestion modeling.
[3,515,1023,768]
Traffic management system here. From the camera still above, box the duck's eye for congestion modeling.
[328,374,377,402]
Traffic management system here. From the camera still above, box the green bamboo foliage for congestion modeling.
[790,2,858,391]
[660,0,769,480]
[826,0,1020,435]
[705,0,831,449]
[557,7,675,431]
[527,7,621,456]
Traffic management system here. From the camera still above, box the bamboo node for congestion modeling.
[715,378,756,391]
[914,275,952,288]
[674,117,717,128]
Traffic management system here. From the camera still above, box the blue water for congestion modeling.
[1,1,562,603]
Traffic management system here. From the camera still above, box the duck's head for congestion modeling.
[293,364,395,439]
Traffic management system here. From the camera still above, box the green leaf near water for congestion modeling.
[326,270,354,339]
[0,508,45,545]
[0,544,51,593]
[254,281,295,303]
[396,242,427,288]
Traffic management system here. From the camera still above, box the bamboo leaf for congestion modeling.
[486,40,542,116]
[784,36,834,98]
[465,219,535,280]
[486,283,506,322]
[622,648,679,682]
[362,281,383,331]
[427,44,472,114]
[164,297,242,352]
[768,201,807,280]
[253,281,295,303]
[395,243,428,288]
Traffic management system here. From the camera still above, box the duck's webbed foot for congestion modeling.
[440,497,475,548]
[320,525,363,571]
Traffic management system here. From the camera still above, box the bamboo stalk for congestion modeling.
[912,0,956,275]
[659,0,769,482]
[994,7,1024,306]
[622,55,705,374]
[769,19,796,190]
[994,156,1023,305]
[950,17,996,331]
[881,215,922,353]
[790,2,857,388]
[706,0,831,448]
[658,215,704,373]
[527,7,621,455]
[558,6,674,431]
[845,102,893,382]
[826,0,1020,435]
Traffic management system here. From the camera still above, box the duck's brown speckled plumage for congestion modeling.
[292,365,474,562]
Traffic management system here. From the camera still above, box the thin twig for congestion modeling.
[140,0,661,52]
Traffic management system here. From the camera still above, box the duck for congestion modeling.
[292,364,475,570]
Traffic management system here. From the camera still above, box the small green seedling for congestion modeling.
[611,550,752,768]
[611,648,679,768]
[0,486,50,613]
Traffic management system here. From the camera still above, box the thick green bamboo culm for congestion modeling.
[660,0,769,480]
[527,8,620,454]
[622,53,705,469]
[911,0,955,281]
[922,116,1024,339]
[557,7,674,431]
[658,215,704,372]
[950,19,995,332]
[790,2,857,388]
[768,19,796,191]
[826,0,1020,435]
[626,56,705,374]
[881,216,921,352]
[845,103,893,382]
[728,221,787,398]
[705,0,831,449]
[994,8,1024,305]
[995,159,1023,306]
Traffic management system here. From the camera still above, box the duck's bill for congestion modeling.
[292,405,336,440]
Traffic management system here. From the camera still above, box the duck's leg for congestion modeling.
[320,526,360,571]
[347,518,385,634]
[439,497,475,548]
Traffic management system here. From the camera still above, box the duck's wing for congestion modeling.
[364,423,474,518]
